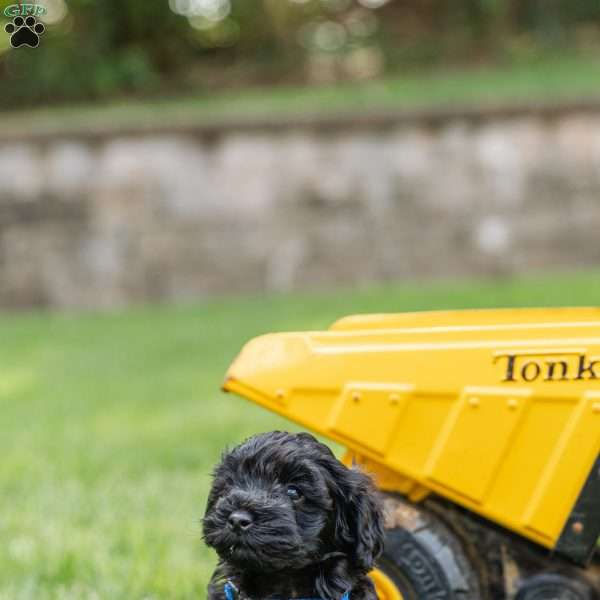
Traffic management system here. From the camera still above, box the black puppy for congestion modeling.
[203,431,384,600]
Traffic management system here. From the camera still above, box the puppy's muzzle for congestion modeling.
[228,509,254,532]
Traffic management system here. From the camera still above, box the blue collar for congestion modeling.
[224,581,350,600]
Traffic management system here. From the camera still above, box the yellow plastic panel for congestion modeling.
[524,391,600,540]
[486,396,577,530]
[386,394,456,476]
[329,383,412,455]
[223,307,600,550]
[427,388,529,503]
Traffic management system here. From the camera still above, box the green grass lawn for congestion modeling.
[2,53,600,137]
[2,271,600,600]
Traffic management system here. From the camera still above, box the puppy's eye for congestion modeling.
[286,485,303,502]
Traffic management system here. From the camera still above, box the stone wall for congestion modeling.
[1,103,600,308]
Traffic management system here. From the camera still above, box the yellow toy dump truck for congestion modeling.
[223,308,600,600]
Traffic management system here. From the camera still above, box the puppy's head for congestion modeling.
[202,431,383,573]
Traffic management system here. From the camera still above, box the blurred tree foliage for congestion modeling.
[2,0,600,108]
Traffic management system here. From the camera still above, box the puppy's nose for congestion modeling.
[228,510,254,531]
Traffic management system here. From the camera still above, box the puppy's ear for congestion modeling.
[327,462,385,572]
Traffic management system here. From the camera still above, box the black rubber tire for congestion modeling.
[378,494,483,600]
[516,574,599,600]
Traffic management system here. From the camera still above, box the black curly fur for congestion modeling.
[203,431,384,600]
